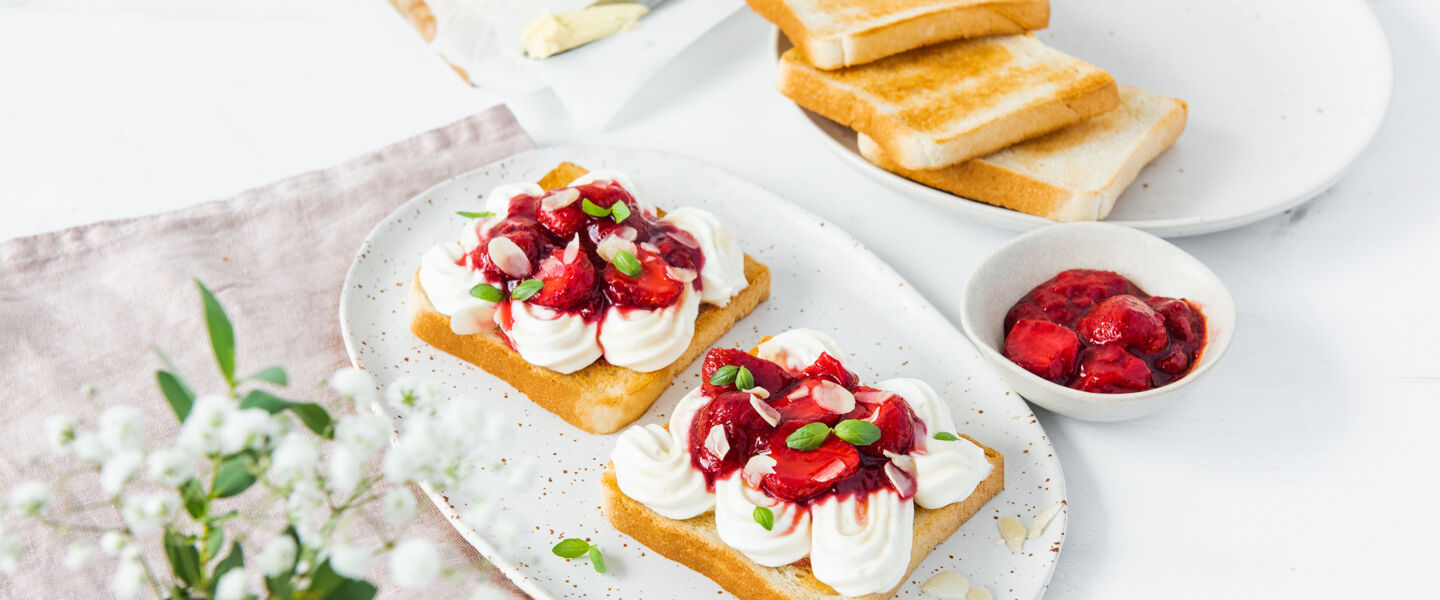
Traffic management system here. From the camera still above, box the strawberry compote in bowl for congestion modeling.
[959,223,1236,421]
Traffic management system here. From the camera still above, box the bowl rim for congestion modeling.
[959,222,1237,404]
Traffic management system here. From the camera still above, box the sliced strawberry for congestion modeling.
[537,203,586,240]
[474,221,543,282]
[1075,295,1169,354]
[841,392,917,456]
[603,249,683,309]
[648,225,705,274]
[700,348,791,397]
[1003,319,1081,383]
[770,379,851,426]
[1074,345,1153,393]
[1147,297,1205,346]
[527,246,597,311]
[688,392,771,476]
[801,352,857,388]
[761,422,860,502]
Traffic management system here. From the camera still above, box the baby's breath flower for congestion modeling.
[43,414,79,455]
[99,451,144,497]
[72,432,109,464]
[7,480,51,516]
[328,543,371,579]
[63,542,95,571]
[480,406,514,446]
[220,408,279,455]
[111,556,147,599]
[381,487,417,526]
[503,457,539,492]
[328,446,362,498]
[385,377,443,417]
[470,584,509,600]
[388,538,440,589]
[330,367,377,405]
[257,536,298,578]
[0,525,20,575]
[120,493,178,535]
[334,413,389,457]
[268,433,319,486]
[179,395,232,455]
[97,406,145,452]
[146,445,198,487]
[100,531,131,556]
[214,569,248,600]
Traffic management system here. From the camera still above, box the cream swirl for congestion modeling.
[713,474,811,567]
[661,207,748,306]
[599,286,700,372]
[482,182,545,217]
[612,388,714,519]
[873,378,992,509]
[756,329,848,373]
[502,302,601,374]
[418,244,497,335]
[808,490,914,597]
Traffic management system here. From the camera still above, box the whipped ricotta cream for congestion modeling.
[416,170,745,373]
[610,329,996,597]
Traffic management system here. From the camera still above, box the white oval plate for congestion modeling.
[775,0,1393,237]
[339,146,1066,599]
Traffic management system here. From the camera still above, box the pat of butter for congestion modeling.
[522,4,649,59]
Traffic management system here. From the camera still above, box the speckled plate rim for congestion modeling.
[338,145,1067,599]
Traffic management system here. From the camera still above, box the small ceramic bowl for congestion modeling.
[960,222,1236,421]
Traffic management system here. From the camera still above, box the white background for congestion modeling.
[2,0,1438,597]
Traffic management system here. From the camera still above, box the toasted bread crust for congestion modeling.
[601,438,1005,600]
[751,0,1049,69]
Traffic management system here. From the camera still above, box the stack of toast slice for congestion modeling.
[756,0,1186,221]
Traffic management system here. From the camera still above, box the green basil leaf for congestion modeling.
[933,432,960,442]
[588,545,607,574]
[552,538,591,559]
[834,419,881,446]
[709,365,739,386]
[456,210,494,219]
[753,506,774,531]
[786,422,831,451]
[195,280,236,385]
[163,528,203,587]
[211,455,257,499]
[157,370,195,422]
[610,202,631,224]
[735,366,755,391]
[612,250,642,278]
[511,279,545,302]
[580,198,611,217]
[180,479,208,519]
[245,366,288,387]
[470,283,504,303]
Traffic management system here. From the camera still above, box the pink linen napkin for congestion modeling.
[0,105,533,598]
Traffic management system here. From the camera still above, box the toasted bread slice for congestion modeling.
[408,163,772,434]
[750,0,1049,70]
[859,85,1187,221]
[601,437,1005,600]
[778,33,1119,170]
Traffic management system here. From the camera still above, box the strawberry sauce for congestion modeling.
[1002,269,1206,393]
[458,180,705,320]
[687,348,923,505]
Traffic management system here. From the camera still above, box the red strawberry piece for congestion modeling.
[475,221,542,281]
[770,379,850,427]
[1154,348,1191,375]
[801,352,858,388]
[1004,269,1141,331]
[700,348,791,397]
[761,422,861,502]
[1075,294,1169,354]
[841,392,917,456]
[603,249,683,309]
[527,246,597,311]
[648,226,705,274]
[537,203,586,240]
[1147,297,1206,345]
[1074,345,1153,393]
[688,392,771,476]
[1003,319,1082,383]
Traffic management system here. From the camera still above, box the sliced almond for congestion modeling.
[639,241,661,254]
[540,188,579,211]
[750,387,770,400]
[814,459,848,482]
[1028,502,1063,540]
[998,516,1026,552]
[966,585,993,600]
[562,235,581,264]
[703,424,730,460]
[882,450,916,474]
[883,460,917,498]
[615,225,639,241]
[812,381,856,414]
[488,237,531,277]
[595,236,637,263]
[666,265,698,283]
[742,454,776,487]
[749,395,781,427]
[854,389,897,405]
[920,571,969,599]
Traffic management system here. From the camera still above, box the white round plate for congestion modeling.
[775,0,1393,237]
[339,147,1066,598]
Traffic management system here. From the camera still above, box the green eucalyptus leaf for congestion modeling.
[163,528,203,587]
[834,419,881,446]
[245,366,288,387]
[212,454,257,499]
[203,527,224,562]
[612,250,642,278]
[208,543,244,598]
[180,479,208,519]
[324,579,378,600]
[196,280,236,385]
[157,370,196,422]
[709,365,739,386]
[753,506,774,531]
[587,545,607,574]
[307,560,345,597]
[551,538,590,559]
[785,422,831,451]
[241,390,333,439]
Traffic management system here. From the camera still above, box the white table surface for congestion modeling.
[3,1,1437,597]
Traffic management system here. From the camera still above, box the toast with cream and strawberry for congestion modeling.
[603,329,1004,599]
[409,162,770,434]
